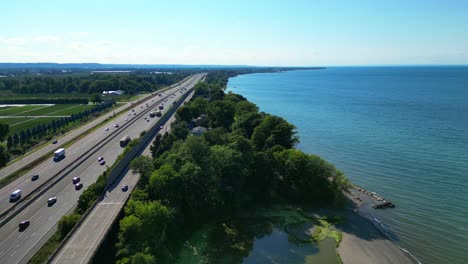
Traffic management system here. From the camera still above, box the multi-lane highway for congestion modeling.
[51,88,195,264]
[0,74,204,263]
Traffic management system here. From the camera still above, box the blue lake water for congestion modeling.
[227,67,468,264]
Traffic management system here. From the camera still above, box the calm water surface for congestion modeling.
[227,67,468,264]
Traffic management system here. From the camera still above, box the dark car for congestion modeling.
[99,160,105,165]
[75,183,83,190]
[19,220,30,231]
[31,174,39,181]
[121,184,129,192]
[47,197,57,206]
[52,140,58,144]
[72,177,80,184]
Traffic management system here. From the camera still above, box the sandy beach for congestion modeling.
[336,189,417,264]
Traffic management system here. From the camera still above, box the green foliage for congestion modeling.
[252,115,298,150]
[207,100,236,129]
[170,121,189,140]
[0,122,9,141]
[274,149,336,204]
[117,200,173,258]
[90,93,103,104]
[0,144,9,167]
[130,156,154,187]
[175,105,192,123]
[117,252,156,264]
[77,173,107,214]
[57,213,81,239]
[203,127,228,146]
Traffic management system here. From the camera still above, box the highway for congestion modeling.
[50,89,194,264]
[0,75,193,182]
[0,74,204,264]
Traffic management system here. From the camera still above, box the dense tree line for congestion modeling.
[115,71,350,263]
[0,72,186,95]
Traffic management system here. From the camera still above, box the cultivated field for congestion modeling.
[0,104,95,135]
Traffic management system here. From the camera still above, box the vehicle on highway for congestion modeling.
[53,148,66,161]
[120,135,131,147]
[114,123,119,128]
[105,127,109,131]
[159,104,164,110]
[132,109,135,112]
[155,110,162,117]
[10,189,22,202]
[125,118,128,121]
[134,113,136,115]
[72,177,80,184]
[158,93,162,97]
[47,197,57,206]
[98,156,104,162]
[122,184,128,192]
[18,220,30,231]
[52,139,58,144]
[144,117,147,120]
[31,174,39,181]
[75,183,83,190]
[99,159,106,165]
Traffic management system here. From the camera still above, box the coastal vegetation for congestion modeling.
[114,71,350,263]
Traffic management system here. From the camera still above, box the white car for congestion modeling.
[105,127,109,131]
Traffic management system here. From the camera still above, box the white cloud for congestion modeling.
[33,36,61,44]
[1,37,26,45]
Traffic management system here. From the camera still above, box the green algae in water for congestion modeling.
[174,207,340,264]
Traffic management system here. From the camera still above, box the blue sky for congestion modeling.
[1,0,467,66]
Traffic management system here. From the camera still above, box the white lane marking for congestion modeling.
[31,232,36,237]
[10,250,16,256]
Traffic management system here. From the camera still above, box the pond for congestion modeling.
[175,207,340,264]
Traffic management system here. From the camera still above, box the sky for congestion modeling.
[1,0,468,66]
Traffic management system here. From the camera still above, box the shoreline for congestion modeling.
[337,187,420,264]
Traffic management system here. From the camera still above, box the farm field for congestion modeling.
[0,105,46,116]
[0,104,95,136]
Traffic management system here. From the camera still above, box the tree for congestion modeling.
[274,149,336,204]
[252,115,298,150]
[12,133,19,147]
[90,93,103,104]
[170,121,189,140]
[130,156,154,187]
[57,213,81,239]
[0,123,9,141]
[207,100,235,129]
[7,135,13,149]
[175,106,192,123]
[19,130,26,145]
[0,144,10,167]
